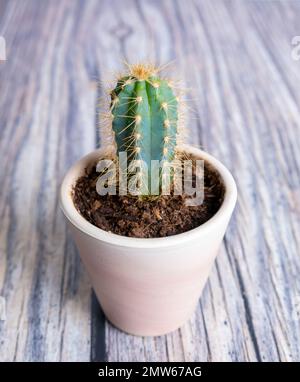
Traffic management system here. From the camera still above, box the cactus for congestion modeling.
[110,64,178,195]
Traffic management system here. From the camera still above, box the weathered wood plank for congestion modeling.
[0,0,300,362]
[0,0,97,361]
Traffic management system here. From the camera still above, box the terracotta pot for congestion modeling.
[60,145,237,336]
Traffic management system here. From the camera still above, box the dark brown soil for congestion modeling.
[73,156,225,238]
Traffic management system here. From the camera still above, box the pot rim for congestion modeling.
[60,144,237,248]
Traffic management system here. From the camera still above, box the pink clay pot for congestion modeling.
[60,145,237,336]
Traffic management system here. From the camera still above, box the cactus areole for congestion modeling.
[110,64,178,195]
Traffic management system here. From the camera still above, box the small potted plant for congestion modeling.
[60,63,237,336]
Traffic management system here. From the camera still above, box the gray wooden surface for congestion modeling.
[0,0,300,362]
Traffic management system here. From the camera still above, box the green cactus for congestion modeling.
[110,64,178,195]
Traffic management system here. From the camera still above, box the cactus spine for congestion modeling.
[110,64,178,195]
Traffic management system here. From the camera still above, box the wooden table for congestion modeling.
[1,0,300,362]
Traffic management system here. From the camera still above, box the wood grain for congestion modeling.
[0,0,300,362]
